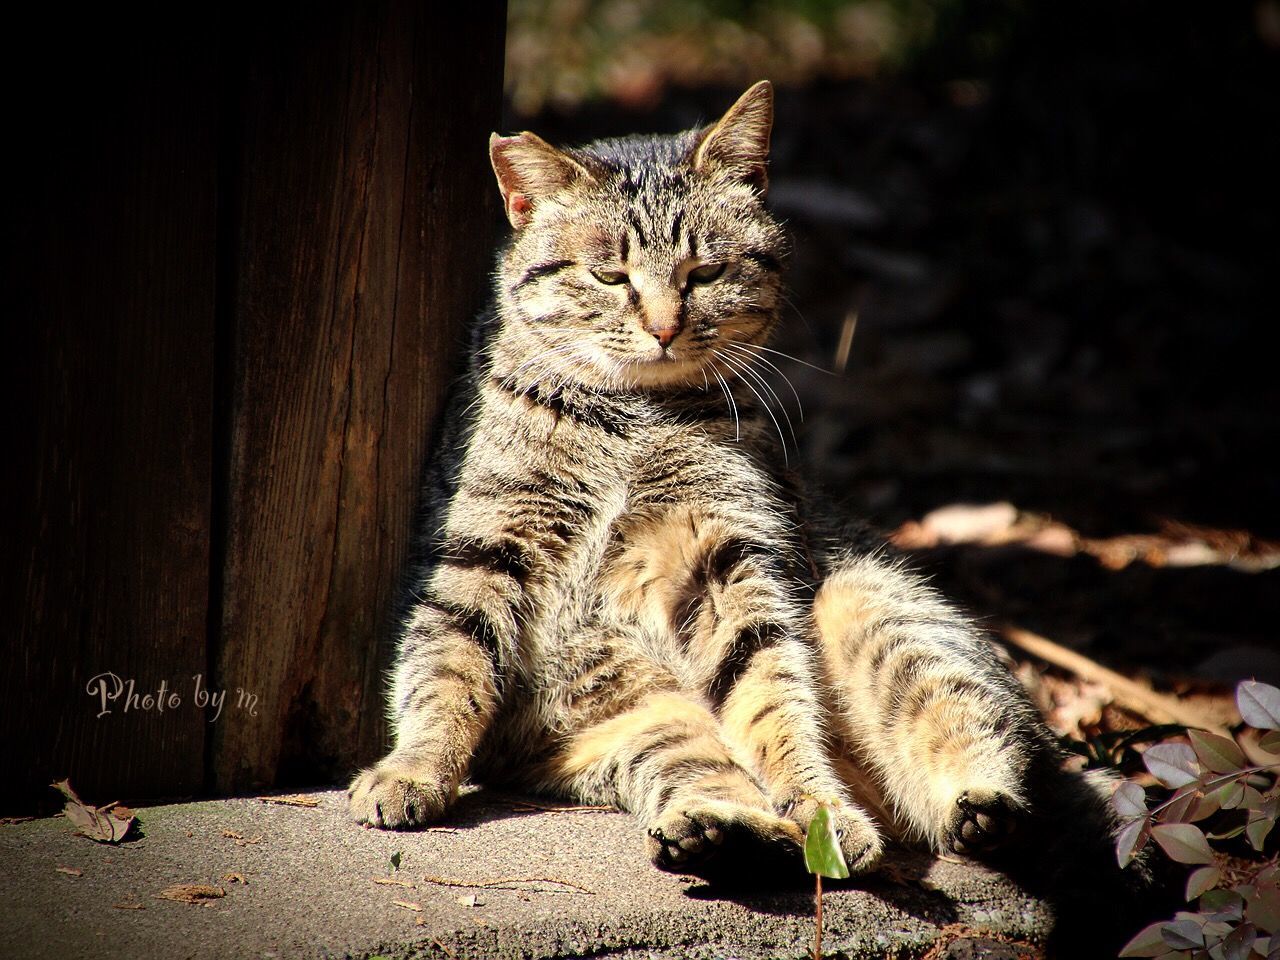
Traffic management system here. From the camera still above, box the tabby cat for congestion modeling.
[348,82,1115,880]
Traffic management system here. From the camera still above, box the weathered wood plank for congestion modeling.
[2,14,217,812]
[212,0,507,792]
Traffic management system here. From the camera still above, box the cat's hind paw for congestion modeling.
[645,800,802,879]
[347,761,453,830]
[943,787,1023,857]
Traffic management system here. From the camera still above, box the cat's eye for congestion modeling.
[688,262,726,285]
[591,268,629,286]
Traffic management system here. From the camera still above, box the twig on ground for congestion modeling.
[503,799,614,814]
[1000,626,1232,735]
[422,874,594,895]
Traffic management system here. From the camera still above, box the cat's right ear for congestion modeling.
[489,132,592,230]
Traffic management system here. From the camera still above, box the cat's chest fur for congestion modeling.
[458,374,797,663]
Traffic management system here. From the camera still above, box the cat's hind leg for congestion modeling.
[547,689,803,879]
[812,551,1042,855]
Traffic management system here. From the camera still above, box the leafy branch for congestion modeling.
[1114,680,1280,959]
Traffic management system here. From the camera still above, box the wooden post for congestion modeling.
[211,2,507,793]
[2,1,507,811]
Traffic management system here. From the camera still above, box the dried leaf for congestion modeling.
[1189,730,1246,774]
[112,901,146,910]
[154,884,226,904]
[392,900,423,912]
[1239,681,1280,731]
[456,894,480,907]
[1144,743,1201,788]
[372,877,414,888]
[50,779,136,844]
[221,873,248,885]
[1185,866,1221,901]
[1151,823,1214,864]
[1113,781,1148,819]
[55,866,83,877]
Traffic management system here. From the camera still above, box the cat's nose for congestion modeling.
[651,326,678,348]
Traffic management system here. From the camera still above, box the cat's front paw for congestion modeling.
[645,799,803,880]
[943,787,1023,857]
[784,796,884,875]
[347,760,453,830]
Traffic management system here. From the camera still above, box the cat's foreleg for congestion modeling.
[812,551,1040,854]
[348,549,518,829]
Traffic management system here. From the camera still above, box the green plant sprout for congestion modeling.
[805,801,850,960]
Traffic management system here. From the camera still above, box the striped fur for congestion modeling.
[348,82,1112,880]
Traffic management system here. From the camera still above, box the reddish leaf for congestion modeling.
[1163,790,1198,824]
[1249,884,1280,934]
[1145,743,1202,788]
[1260,730,1280,753]
[1117,818,1149,868]
[1160,919,1205,950]
[1221,921,1256,960]
[1152,823,1215,864]
[1248,815,1275,853]
[1119,921,1176,957]
[1189,730,1246,774]
[1113,780,1148,820]
[1238,681,1280,731]
[1186,866,1222,902]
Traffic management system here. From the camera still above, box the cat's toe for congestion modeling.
[646,802,801,879]
[944,787,1023,857]
[347,763,450,830]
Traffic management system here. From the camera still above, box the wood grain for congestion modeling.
[212,1,506,792]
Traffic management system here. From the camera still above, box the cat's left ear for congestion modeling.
[489,132,594,229]
[692,80,774,195]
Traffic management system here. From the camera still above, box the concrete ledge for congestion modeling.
[0,789,1051,959]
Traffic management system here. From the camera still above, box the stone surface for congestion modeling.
[0,789,1051,959]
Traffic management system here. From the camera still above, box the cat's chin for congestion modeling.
[620,355,708,390]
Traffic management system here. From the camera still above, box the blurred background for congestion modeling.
[503,0,1280,731]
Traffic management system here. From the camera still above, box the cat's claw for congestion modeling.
[347,763,451,830]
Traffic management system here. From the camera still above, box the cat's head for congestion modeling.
[489,81,787,391]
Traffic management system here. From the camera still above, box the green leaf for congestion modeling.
[1152,822,1215,864]
[1186,867,1222,901]
[803,803,850,880]
[1145,743,1202,788]
[1238,681,1280,731]
[1119,920,1175,957]
[1206,781,1246,811]
[1189,730,1246,775]
[1201,888,1245,920]
[1114,781,1148,819]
